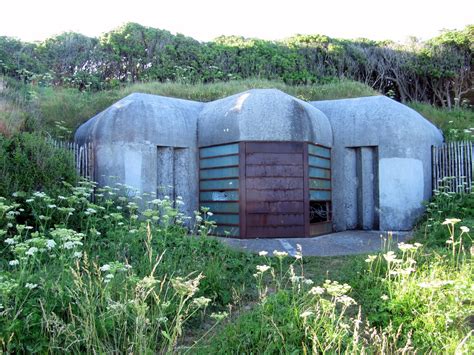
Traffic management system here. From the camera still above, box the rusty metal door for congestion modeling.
[242,142,306,238]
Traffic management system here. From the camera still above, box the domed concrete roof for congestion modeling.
[75,93,204,147]
[198,89,333,147]
[310,95,443,150]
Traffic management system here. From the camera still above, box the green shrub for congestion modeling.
[414,183,474,248]
[3,78,377,137]
[408,101,474,141]
[0,132,77,197]
[0,182,258,352]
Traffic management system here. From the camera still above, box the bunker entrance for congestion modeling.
[157,146,187,206]
[199,141,333,238]
[344,146,379,230]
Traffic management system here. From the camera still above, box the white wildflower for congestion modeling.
[442,218,461,225]
[258,251,268,256]
[381,294,389,301]
[365,255,377,263]
[336,295,357,306]
[63,241,76,249]
[290,275,301,283]
[418,280,454,288]
[398,242,416,252]
[46,239,56,250]
[273,250,288,258]
[4,238,16,245]
[383,251,397,262]
[193,297,211,308]
[256,265,271,273]
[73,251,83,258]
[210,311,228,321]
[171,274,203,297]
[309,286,325,295]
[25,283,38,289]
[25,247,39,256]
[9,260,19,266]
[460,226,470,233]
[100,264,111,272]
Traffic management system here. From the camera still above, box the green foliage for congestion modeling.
[1,77,377,137]
[359,226,473,352]
[0,133,77,197]
[0,23,472,106]
[206,231,473,353]
[408,101,474,141]
[0,177,473,352]
[0,182,259,352]
[414,184,474,247]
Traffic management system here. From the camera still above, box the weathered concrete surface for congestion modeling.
[198,89,333,147]
[311,96,444,231]
[74,93,204,217]
[217,230,412,257]
[74,91,443,235]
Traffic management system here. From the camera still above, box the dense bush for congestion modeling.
[2,76,472,141]
[0,178,472,352]
[413,179,474,248]
[1,23,472,107]
[0,181,258,352]
[0,133,77,197]
[204,228,473,353]
[408,101,474,141]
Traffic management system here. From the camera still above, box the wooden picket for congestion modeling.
[432,141,473,193]
[49,139,95,181]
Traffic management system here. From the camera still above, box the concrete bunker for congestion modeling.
[75,90,444,238]
[197,90,333,238]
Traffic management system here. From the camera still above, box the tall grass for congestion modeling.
[0,180,258,353]
[1,175,473,352]
[1,77,377,137]
[3,75,473,141]
[205,225,473,353]
[408,101,474,141]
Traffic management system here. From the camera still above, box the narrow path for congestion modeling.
[217,230,412,256]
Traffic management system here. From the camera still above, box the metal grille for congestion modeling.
[50,139,94,181]
[432,141,473,193]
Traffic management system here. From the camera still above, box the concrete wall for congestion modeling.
[74,93,204,217]
[75,91,444,234]
[311,96,444,231]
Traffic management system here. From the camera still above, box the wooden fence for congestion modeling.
[50,140,95,181]
[432,141,473,193]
